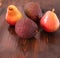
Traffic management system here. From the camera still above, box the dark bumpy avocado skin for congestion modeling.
[24,2,42,21]
[15,17,38,39]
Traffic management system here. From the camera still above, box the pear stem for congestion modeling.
[59,22,60,28]
[52,9,55,12]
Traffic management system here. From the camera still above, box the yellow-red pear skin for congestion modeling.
[5,5,23,25]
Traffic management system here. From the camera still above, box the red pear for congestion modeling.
[40,9,59,32]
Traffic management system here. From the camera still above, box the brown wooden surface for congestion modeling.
[0,0,60,58]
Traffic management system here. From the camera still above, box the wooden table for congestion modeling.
[0,0,60,58]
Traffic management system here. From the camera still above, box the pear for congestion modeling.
[40,9,59,32]
[5,5,23,25]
